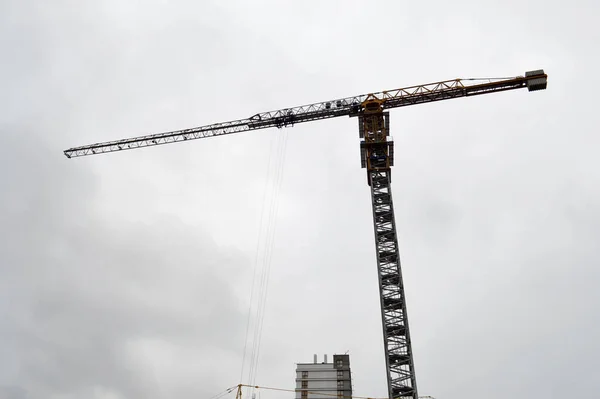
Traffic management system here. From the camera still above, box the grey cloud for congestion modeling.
[2,0,599,399]
[0,130,247,398]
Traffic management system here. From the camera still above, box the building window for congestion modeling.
[302,381,308,388]
[337,381,344,388]
[302,371,308,378]
[302,391,308,399]
[336,360,343,368]
[337,370,343,378]
[337,390,343,398]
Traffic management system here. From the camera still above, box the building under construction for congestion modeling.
[296,354,352,399]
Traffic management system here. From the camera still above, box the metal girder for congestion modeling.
[63,70,546,158]
[369,170,417,399]
[358,107,416,399]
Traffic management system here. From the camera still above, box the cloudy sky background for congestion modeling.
[1,1,599,398]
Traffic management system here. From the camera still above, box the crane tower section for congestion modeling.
[357,100,416,399]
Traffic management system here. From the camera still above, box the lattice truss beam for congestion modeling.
[63,71,546,158]
[358,106,417,399]
[370,171,416,399]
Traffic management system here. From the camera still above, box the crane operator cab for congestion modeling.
[370,151,388,167]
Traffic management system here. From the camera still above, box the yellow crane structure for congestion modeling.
[64,69,548,399]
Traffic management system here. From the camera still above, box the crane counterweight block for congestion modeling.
[525,69,548,91]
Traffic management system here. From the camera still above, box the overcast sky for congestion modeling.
[1,1,599,398]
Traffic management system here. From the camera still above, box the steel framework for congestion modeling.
[63,70,547,399]
[63,71,547,159]
[370,170,416,398]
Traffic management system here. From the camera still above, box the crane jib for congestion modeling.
[63,70,546,159]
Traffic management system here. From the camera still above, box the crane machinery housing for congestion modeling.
[64,69,548,399]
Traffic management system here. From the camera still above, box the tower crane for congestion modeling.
[64,69,548,399]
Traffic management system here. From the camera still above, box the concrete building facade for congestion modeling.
[295,354,352,399]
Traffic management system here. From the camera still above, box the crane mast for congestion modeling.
[63,70,547,399]
[358,102,417,398]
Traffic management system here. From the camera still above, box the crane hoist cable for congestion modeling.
[243,131,289,397]
[251,130,288,388]
[63,70,548,399]
[239,134,277,385]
